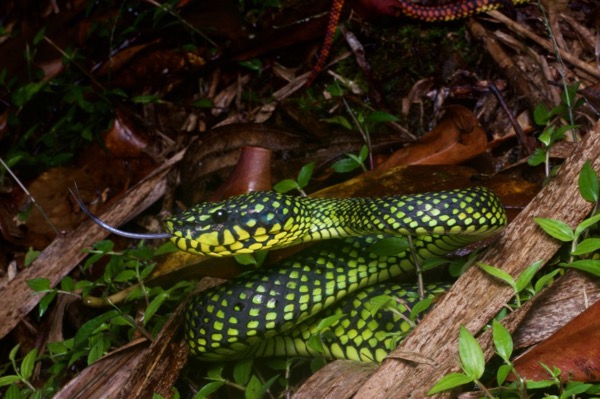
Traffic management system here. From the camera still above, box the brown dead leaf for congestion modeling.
[376,105,487,170]
[512,298,600,382]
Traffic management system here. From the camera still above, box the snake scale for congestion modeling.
[162,187,506,362]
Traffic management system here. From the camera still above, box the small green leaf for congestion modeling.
[234,254,257,266]
[245,374,263,399]
[534,269,561,293]
[239,58,262,71]
[366,111,399,123]
[358,145,369,162]
[534,217,575,242]
[38,290,57,317]
[561,382,593,399]
[306,333,325,353]
[331,157,360,173]
[114,269,137,283]
[515,260,543,293]
[572,238,600,256]
[273,179,298,194]
[578,160,599,203]
[496,364,512,385]
[131,95,162,104]
[297,161,316,188]
[20,348,38,380]
[458,326,485,380]
[60,276,75,292]
[233,358,253,385]
[316,314,345,331]
[527,148,547,167]
[409,297,433,321]
[562,259,600,277]
[533,103,550,126]
[253,374,279,399]
[369,237,409,256]
[427,372,473,395]
[575,212,600,237]
[27,277,51,292]
[33,27,47,45]
[9,344,20,362]
[478,263,516,291]
[191,98,214,109]
[322,115,352,130]
[0,375,21,387]
[144,291,168,325]
[195,381,225,398]
[24,247,41,266]
[492,319,513,362]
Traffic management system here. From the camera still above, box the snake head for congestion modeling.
[164,191,311,257]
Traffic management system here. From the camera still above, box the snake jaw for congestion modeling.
[164,191,312,257]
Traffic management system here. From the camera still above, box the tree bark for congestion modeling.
[353,122,600,398]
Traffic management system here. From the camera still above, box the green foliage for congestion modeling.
[274,161,315,196]
[332,145,369,173]
[528,82,583,176]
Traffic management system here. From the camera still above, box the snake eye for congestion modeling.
[211,209,229,223]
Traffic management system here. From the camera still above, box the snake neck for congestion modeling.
[297,187,507,244]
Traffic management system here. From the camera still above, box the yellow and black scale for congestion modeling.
[164,187,507,362]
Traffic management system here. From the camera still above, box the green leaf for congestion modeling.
[245,374,263,399]
[27,277,51,292]
[235,254,257,266]
[9,344,20,362]
[534,269,561,293]
[578,160,599,203]
[297,161,316,188]
[458,326,485,380]
[492,319,513,362]
[575,212,600,237]
[239,58,262,72]
[478,263,516,291]
[60,276,75,292]
[38,290,57,317]
[409,297,433,321]
[562,259,600,277]
[534,217,575,242]
[194,381,225,398]
[497,364,512,386]
[114,269,137,283]
[533,103,550,126]
[561,382,593,399]
[331,157,360,173]
[316,314,345,331]
[253,374,279,399]
[322,115,352,130]
[20,348,38,380]
[515,260,543,293]
[131,95,162,104]
[24,247,41,266]
[306,334,325,354]
[233,358,253,385]
[358,145,369,162]
[88,335,108,364]
[144,291,169,325]
[572,238,600,256]
[33,27,47,45]
[273,179,298,194]
[369,237,409,256]
[191,98,214,109]
[366,111,399,123]
[427,372,473,395]
[527,148,547,167]
[0,375,21,387]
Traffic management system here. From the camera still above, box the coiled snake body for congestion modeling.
[164,187,507,362]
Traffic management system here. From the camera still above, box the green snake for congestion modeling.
[162,187,506,362]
